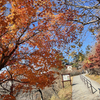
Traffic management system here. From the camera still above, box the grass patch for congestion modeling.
[86,74,100,84]
[50,78,72,100]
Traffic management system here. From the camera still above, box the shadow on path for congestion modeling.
[72,83,78,86]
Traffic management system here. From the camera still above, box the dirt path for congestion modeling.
[72,74,100,100]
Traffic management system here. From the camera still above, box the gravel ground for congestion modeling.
[72,74,100,100]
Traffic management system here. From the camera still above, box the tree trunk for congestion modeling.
[38,89,43,100]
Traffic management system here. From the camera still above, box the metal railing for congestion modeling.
[80,74,97,94]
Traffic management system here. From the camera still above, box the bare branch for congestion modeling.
[73,19,100,25]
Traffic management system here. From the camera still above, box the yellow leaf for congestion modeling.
[71,45,76,48]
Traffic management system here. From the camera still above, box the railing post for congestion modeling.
[83,78,85,83]
[90,83,93,94]
[85,78,86,84]
[86,79,88,88]
[83,77,85,83]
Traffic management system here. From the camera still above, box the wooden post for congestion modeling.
[61,74,64,88]
[70,74,71,85]
[62,81,64,88]
[70,80,71,85]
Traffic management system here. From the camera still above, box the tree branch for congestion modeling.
[73,19,100,25]
[65,1,100,9]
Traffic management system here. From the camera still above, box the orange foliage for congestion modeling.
[0,0,83,99]
[1,95,16,100]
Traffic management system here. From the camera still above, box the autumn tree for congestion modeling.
[70,51,85,69]
[0,0,83,99]
[83,33,100,74]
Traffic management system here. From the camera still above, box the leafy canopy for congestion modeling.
[0,0,83,99]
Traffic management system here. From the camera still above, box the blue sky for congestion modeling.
[80,25,97,52]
